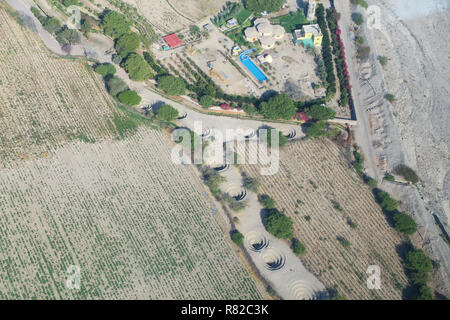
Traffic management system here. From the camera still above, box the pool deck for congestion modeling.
[239,49,268,82]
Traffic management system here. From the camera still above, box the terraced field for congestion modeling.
[0,6,261,299]
[245,139,409,299]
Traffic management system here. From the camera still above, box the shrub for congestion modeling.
[106,76,128,97]
[378,55,388,66]
[309,105,336,120]
[55,26,81,46]
[351,13,364,25]
[260,94,296,120]
[292,238,306,256]
[338,236,351,248]
[243,104,258,115]
[394,164,419,184]
[243,176,260,193]
[374,189,398,212]
[384,173,396,182]
[157,75,186,96]
[365,176,378,188]
[263,209,294,239]
[94,63,116,77]
[258,194,276,209]
[121,53,153,81]
[394,213,417,235]
[115,32,140,57]
[202,168,226,196]
[199,95,214,108]
[260,128,288,147]
[385,93,396,103]
[306,121,327,138]
[230,230,244,246]
[118,90,141,106]
[156,104,179,121]
[42,17,61,34]
[414,284,433,300]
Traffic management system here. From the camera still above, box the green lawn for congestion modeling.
[271,11,310,33]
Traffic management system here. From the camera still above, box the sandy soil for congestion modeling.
[336,0,450,295]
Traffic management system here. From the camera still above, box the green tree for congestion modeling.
[202,168,226,196]
[351,13,364,25]
[374,189,398,212]
[199,95,214,108]
[310,105,336,120]
[365,176,378,188]
[55,26,81,46]
[94,63,116,77]
[118,90,141,106]
[378,55,388,66]
[245,0,284,12]
[230,230,244,246]
[106,76,128,97]
[394,213,417,235]
[115,32,140,57]
[414,285,433,300]
[263,209,294,239]
[243,176,259,193]
[42,17,61,34]
[306,121,327,138]
[102,10,131,38]
[157,75,186,95]
[80,19,92,37]
[121,53,152,81]
[394,164,419,184]
[258,194,276,209]
[260,128,288,147]
[292,238,306,256]
[260,94,296,120]
[156,104,179,121]
[405,248,433,285]
[385,93,396,103]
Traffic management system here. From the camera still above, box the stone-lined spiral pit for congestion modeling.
[245,231,269,252]
[285,128,297,140]
[262,248,286,271]
[290,280,320,300]
[214,163,230,172]
[235,190,247,201]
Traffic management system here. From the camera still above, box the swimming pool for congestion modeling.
[239,49,268,82]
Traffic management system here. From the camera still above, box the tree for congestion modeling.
[306,121,327,138]
[405,248,433,285]
[189,25,200,35]
[292,238,306,256]
[378,55,388,66]
[121,53,153,81]
[94,63,116,77]
[245,0,284,13]
[258,194,276,209]
[394,164,419,184]
[385,93,396,103]
[118,90,141,106]
[263,209,294,239]
[310,105,336,120]
[199,95,214,108]
[202,168,226,196]
[157,75,186,95]
[55,26,81,46]
[106,76,128,97]
[42,17,61,34]
[374,189,398,212]
[365,176,378,188]
[156,104,179,121]
[115,32,140,57]
[260,94,296,120]
[414,285,433,300]
[230,230,244,246]
[352,13,364,25]
[102,10,131,38]
[394,213,417,235]
[243,104,258,115]
[243,176,259,193]
[260,128,288,147]
[80,19,92,37]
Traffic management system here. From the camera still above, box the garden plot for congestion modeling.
[0,7,118,166]
[0,128,261,299]
[244,139,409,299]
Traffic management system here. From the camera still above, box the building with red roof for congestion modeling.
[162,33,183,49]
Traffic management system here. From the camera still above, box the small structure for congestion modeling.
[203,23,214,32]
[307,0,317,21]
[257,53,273,64]
[226,18,238,28]
[243,18,284,47]
[162,33,183,49]
[293,24,323,47]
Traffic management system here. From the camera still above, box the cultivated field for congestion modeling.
[244,138,409,299]
[0,6,261,299]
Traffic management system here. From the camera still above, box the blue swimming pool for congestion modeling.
[239,49,268,82]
